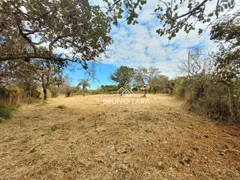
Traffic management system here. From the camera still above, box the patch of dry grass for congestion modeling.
[0,95,240,179]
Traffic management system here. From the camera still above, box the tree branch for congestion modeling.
[0,54,52,61]
[177,0,208,19]
[49,34,72,55]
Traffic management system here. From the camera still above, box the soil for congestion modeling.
[0,94,240,179]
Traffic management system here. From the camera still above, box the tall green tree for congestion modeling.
[110,66,135,88]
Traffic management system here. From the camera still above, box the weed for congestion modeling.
[50,125,59,131]
[57,105,67,109]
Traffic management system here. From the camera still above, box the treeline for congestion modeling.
[103,62,240,122]
[109,66,169,94]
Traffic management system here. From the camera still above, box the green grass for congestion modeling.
[50,125,59,131]
[0,107,17,119]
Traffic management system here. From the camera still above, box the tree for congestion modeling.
[134,66,160,96]
[210,13,240,121]
[135,67,161,85]
[149,75,169,93]
[133,68,145,91]
[110,66,135,88]
[148,67,161,83]
[178,48,207,77]
[34,59,63,100]
[104,0,236,39]
[133,73,145,91]
[0,60,40,98]
[0,0,112,67]
[0,58,64,100]
[77,79,90,96]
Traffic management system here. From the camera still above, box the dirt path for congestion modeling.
[0,94,240,179]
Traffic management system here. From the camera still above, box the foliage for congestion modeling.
[211,13,240,86]
[111,66,135,88]
[49,87,59,98]
[133,67,161,92]
[91,89,102,94]
[149,75,168,93]
[0,107,16,119]
[77,79,90,90]
[5,87,23,98]
[210,14,240,121]
[77,79,90,96]
[104,0,236,39]
[0,0,112,67]
[101,85,118,92]
[172,73,240,122]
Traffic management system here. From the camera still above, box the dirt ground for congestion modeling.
[0,94,240,179]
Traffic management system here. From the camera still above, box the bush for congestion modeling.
[56,105,66,109]
[191,97,230,121]
[91,89,102,94]
[0,107,16,119]
[49,87,59,98]
[172,73,239,122]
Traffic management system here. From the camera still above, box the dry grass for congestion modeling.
[0,94,240,179]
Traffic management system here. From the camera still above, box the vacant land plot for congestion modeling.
[0,94,240,179]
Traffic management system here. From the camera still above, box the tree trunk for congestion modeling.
[228,85,237,122]
[41,72,48,101]
[43,88,47,100]
[143,88,147,97]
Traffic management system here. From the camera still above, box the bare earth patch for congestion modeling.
[0,94,240,179]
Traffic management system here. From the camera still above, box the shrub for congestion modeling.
[5,87,23,104]
[172,73,239,122]
[49,87,59,98]
[57,105,66,109]
[50,125,59,131]
[91,89,102,94]
[0,107,16,119]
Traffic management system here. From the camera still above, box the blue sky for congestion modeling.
[64,62,118,89]
[65,0,221,89]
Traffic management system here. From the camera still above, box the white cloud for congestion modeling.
[94,0,236,78]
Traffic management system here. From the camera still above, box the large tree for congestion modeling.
[149,75,169,93]
[110,66,135,88]
[210,12,240,121]
[133,66,160,96]
[0,0,112,67]
[134,66,160,85]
